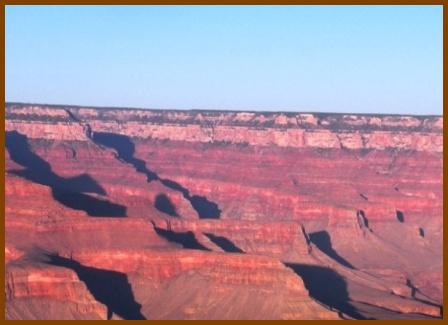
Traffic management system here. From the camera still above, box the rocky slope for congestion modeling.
[5,103,443,320]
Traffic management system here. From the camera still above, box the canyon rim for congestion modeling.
[4,102,443,320]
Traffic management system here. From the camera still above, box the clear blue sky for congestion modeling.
[6,5,443,115]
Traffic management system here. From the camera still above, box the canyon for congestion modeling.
[4,102,443,320]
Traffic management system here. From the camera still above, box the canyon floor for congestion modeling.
[4,103,443,320]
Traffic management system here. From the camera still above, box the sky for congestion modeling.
[5,5,443,115]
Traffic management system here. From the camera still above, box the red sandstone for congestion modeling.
[4,103,442,320]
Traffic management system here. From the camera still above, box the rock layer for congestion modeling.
[5,103,443,320]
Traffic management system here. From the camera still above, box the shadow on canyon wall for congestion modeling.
[92,132,221,219]
[154,193,178,217]
[396,210,405,223]
[356,209,371,230]
[418,227,425,238]
[46,254,145,320]
[309,231,355,269]
[204,233,244,253]
[151,221,210,251]
[5,131,127,217]
[405,279,443,313]
[285,263,370,320]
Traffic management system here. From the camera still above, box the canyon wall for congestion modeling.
[6,103,442,151]
[5,103,443,320]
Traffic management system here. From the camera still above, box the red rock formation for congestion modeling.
[6,263,108,320]
[5,103,442,319]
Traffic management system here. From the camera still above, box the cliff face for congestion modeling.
[5,103,443,320]
[6,103,442,151]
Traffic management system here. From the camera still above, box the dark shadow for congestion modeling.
[151,222,210,251]
[160,178,188,194]
[356,209,370,229]
[204,233,244,253]
[154,193,178,217]
[359,193,369,201]
[406,279,417,298]
[405,278,443,312]
[46,254,145,320]
[285,263,370,320]
[309,231,355,269]
[6,131,105,194]
[396,210,404,223]
[160,179,221,219]
[54,192,126,217]
[190,195,221,219]
[92,132,158,181]
[92,132,221,219]
[419,227,425,238]
[301,225,311,245]
[5,131,127,217]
